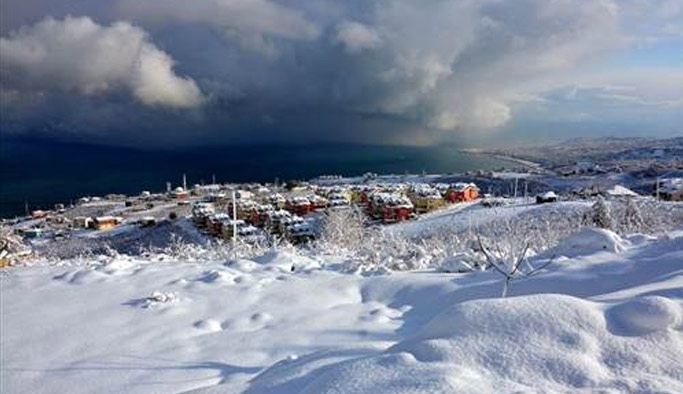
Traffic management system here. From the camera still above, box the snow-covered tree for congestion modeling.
[0,226,28,267]
[318,207,365,254]
[623,198,644,232]
[588,196,614,230]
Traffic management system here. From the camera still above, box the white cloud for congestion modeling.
[334,21,382,53]
[0,16,203,108]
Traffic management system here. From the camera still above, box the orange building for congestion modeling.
[444,183,479,203]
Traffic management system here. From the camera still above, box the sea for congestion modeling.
[0,140,510,218]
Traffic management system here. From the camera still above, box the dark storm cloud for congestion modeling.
[1,0,681,146]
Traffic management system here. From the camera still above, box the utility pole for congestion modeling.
[514,177,519,199]
[231,190,238,242]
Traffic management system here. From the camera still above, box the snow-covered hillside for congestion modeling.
[2,216,682,393]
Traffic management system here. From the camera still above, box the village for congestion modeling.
[2,155,682,267]
[1,172,482,253]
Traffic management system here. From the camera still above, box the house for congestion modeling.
[91,216,120,230]
[138,217,157,227]
[327,191,350,204]
[285,197,313,217]
[236,199,258,221]
[170,187,190,200]
[286,222,315,244]
[571,185,601,198]
[309,195,329,211]
[193,184,222,196]
[72,216,92,228]
[603,185,639,199]
[31,210,47,219]
[369,193,414,223]
[192,203,215,227]
[280,215,306,236]
[354,186,378,205]
[444,183,479,203]
[235,190,254,200]
[408,185,444,214]
[328,197,350,209]
[46,216,67,224]
[266,210,293,235]
[325,186,351,201]
[536,191,558,204]
[250,204,274,227]
[222,219,258,239]
[382,196,414,224]
[23,228,44,239]
[268,193,286,209]
[205,213,231,236]
[659,179,683,201]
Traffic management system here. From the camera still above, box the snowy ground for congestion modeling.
[2,207,682,393]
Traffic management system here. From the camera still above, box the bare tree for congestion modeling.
[477,235,556,297]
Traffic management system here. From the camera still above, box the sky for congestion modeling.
[1,0,681,148]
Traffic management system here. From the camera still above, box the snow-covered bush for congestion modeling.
[611,199,683,236]
[141,234,279,262]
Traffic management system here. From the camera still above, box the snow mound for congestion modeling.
[439,252,482,273]
[607,296,681,336]
[224,258,260,272]
[551,227,629,257]
[195,269,233,284]
[300,294,683,393]
[252,250,320,272]
[624,233,657,245]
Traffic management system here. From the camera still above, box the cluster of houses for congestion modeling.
[19,213,124,240]
[191,195,322,244]
[360,182,479,223]
[189,182,481,244]
[13,180,483,244]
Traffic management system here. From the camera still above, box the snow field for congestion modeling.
[1,205,682,394]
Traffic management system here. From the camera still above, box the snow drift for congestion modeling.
[297,294,682,394]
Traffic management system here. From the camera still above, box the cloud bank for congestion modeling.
[1,16,203,108]
[0,0,680,146]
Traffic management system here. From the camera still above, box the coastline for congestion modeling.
[460,148,544,171]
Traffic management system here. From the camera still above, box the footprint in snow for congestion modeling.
[194,319,223,333]
[222,312,273,332]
